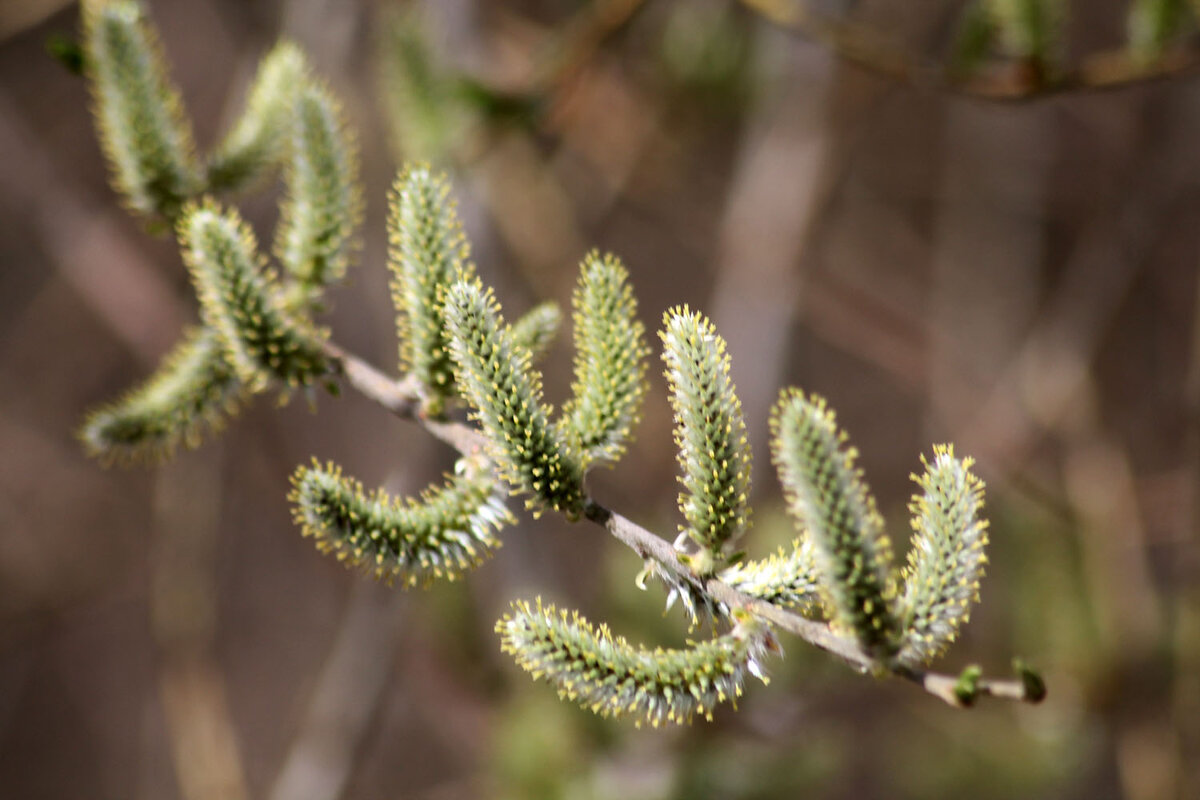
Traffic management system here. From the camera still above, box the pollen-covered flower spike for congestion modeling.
[443,279,585,517]
[770,389,900,660]
[896,446,989,666]
[180,200,328,391]
[387,165,475,415]
[497,599,776,727]
[79,326,246,465]
[289,455,511,587]
[206,41,308,192]
[274,80,361,289]
[561,252,649,470]
[660,307,751,572]
[82,0,201,220]
[720,538,823,615]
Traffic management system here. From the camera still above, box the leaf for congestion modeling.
[206,41,308,192]
[497,598,775,727]
[896,446,989,667]
[561,252,649,469]
[179,200,327,390]
[78,326,246,465]
[770,389,899,659]
[274,80,362,289]
[387,165,474,415]
[443,279,585,517]
[660,307,751,569]
[81,0,202,221]
[290,455,511,587]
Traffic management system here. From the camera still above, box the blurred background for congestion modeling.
[1,0,1197,798]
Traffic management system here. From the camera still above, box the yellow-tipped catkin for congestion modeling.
[79,326,246,465]
[82,0,201,219]
[562,252,649,469]
[498,598,775,727]
[896,446,990,666]
[770,389,899,660]
[290,456,511,587]
[443,280,585,517]
[660,307,751,566]
[207,41,309,192]
[180,200,327,390]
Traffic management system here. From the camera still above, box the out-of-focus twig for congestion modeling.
[267,581,407,800]
[152,445,250,800]
[740,0,1200,100]
[708,30,830,455]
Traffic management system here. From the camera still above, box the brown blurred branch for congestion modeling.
[739,0,1200,100]
[321,341,1043,708]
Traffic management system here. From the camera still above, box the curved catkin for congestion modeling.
[180,200,327,390]
[497,599,775,727]
[897,446,989,666]
[79,326,245,465]
[443,280,585,517]
[289,456,511,587]
[660,307,751,565]
[81,0,200,219]
[562,252,649,469]
[274,81,361,288]
[207,41,308,192]
[770,389,900,659]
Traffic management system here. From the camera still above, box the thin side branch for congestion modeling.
[740,0,1200,101]
[322,341,1041,707]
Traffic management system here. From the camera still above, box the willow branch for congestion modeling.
[740,0,1200,101]
[321,340,1041,707]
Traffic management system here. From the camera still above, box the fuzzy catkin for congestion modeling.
[290,456,511,586]
[498,598,774,727]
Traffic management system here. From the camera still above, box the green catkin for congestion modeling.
[770,389,900,660]
[660,307,751,569]
[289,456,511,587]
[498,599,775,727]
[897,446,990,666]
[387,165,474,415]
[274,81,362,289]
[180,200,327,390]
[375,8,464,163]
[79,326,245,465]
[206,41,308,192]
[562,252,649,469]
[443,280,585,517]
[81,0,201,219]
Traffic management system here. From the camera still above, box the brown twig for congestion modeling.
[739,0,1200,101]
[320,341,1042,708]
